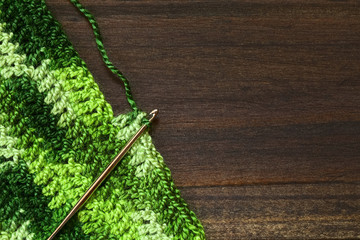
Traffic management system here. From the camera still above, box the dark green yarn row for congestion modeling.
[0,0,81,69]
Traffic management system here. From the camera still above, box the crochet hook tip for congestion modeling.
[149,109,158,122]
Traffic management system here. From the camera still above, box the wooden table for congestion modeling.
[47,1,360,239]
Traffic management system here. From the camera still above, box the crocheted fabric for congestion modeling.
[0,1,205,239]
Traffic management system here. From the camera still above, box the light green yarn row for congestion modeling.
[0,124,24,171]
[1,219,34,240]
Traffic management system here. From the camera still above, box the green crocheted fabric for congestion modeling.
[0,0,205,239]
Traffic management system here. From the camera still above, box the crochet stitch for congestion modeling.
[0,0,205,239]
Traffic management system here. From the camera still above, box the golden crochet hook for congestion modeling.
[47,109,158,240]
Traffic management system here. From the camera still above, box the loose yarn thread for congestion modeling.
[69,0,139,116]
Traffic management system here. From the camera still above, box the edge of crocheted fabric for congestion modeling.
[0,1,205,239]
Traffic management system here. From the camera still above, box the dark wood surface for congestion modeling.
[46,1,360,239]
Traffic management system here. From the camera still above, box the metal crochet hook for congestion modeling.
[47,109,158,240]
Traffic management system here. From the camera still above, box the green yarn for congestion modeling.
[0,0,205,239]
[69,0,139,114]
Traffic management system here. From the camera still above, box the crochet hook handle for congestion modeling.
[48,109,158,240]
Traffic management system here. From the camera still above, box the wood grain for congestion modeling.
[180,183,360,239]
[46,1,360,239]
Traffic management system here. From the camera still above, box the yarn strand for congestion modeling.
[69,0,139,114]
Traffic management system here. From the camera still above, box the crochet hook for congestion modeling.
[47,109,159,240]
